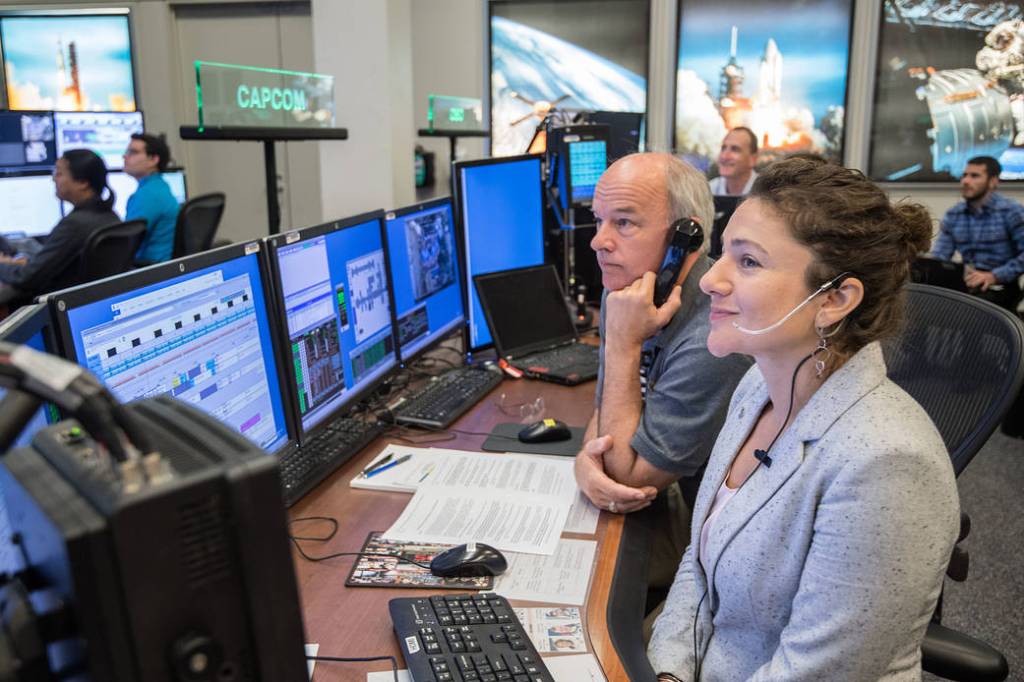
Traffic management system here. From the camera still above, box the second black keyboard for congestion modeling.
[390,594,555,682]
[392,367,503,429]
[278,417,383,505]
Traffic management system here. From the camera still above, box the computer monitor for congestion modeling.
[383,197,464,363]
[0,110,56,172]
[547,124,610,213]
[48,242,292,453]
[588,111,644,161]
[54,111,144,170]
[0,303,59,448]
[0,172,62,237]
[265,211,398,435]
[453,154,546,350]
[62,168,187,219]
[163,168,188,204]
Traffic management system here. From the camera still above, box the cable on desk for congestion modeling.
[307,654,400,682]
[289,516,433,569]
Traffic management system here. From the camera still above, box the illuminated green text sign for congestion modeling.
[196,61,334,129]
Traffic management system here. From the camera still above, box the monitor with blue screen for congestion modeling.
[568,139,607,202]
[453,154,546,350]
[0,173,62,237]
[384,197,463,362]
[54,111,144,170]
[0,303,59,448]
[266,211,397,435]
[0,111,56,172]
[49,242,291,453]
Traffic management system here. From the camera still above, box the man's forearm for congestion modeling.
[597,337,645,483]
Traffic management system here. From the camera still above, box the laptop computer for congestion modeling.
[474,264,599,385]
[911,256,967,292]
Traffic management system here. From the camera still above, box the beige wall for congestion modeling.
[6,0,1024,239]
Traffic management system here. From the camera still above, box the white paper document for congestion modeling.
[493,538,598,605]
[545,653,606,681]
[381,451,577,555]
[563,489,600,535]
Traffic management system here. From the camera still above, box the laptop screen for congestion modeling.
[474,264,577,357]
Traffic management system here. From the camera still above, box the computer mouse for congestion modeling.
[518,418,572,443]
[430,542,508,578]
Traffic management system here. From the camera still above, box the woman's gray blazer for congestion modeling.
[648,342,960,681]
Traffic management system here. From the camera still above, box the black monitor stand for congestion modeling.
[180,125,349,235]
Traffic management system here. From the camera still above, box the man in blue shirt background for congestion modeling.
[124,133,179,263]
[932,155,1024,313]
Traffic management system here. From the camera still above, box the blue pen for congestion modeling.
[365,453,412,478]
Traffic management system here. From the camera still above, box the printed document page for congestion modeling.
[381,452,576,555]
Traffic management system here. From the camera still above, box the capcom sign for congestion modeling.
[195,61,335,129]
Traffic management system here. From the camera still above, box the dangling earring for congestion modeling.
[813,319,844,377]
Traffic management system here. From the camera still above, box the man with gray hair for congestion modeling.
[576,153,750,582]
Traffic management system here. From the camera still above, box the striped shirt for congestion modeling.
[933,192,1024,283]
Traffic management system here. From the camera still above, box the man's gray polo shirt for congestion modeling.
[596,256,752,497]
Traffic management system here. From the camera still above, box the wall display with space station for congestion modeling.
[869,1,1024,182]
[674,0,852,172]
[488,0,649,157]
[0,12,136,112]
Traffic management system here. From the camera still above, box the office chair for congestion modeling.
[80,219,147,283]
[172,192,225,259]
[880,283,1023,682]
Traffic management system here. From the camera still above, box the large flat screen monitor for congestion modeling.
[54,111,144,170]
[383,197,463,363]
[0,13,136,112]
[453,154,546,350]
[265,211,398,436]
[48,242,291,453]
[673,0,852,171]
[0,173,62,237]
[488,1,650,157]
[0,111,56,172]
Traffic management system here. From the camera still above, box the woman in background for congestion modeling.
[0,149,119,305]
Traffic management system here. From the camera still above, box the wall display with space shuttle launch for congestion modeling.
[673,0,852,173]
[1,13,136,112]
[489,0,649,158]
[869,1,1024,182]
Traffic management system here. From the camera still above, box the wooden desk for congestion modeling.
[288,377,634,681]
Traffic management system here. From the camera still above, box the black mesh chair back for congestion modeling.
[881,283,1024,475]
[882,283,1022,681]
[81,219,147,283]
[173,192,225,259]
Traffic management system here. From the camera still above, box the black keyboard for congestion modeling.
[392,367,503,429]
[279,418,383,505]
[390,594,555,682]
[518,343,599,374]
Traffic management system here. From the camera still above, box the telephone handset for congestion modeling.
[653,218,704,307]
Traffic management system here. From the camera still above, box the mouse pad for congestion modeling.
[345,532,493,590]
[481,422,584,456]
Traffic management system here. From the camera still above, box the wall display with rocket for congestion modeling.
[673,0,853,173]
[870,0,1024,182]
[1,13,136,113]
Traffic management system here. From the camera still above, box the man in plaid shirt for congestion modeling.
[932,155,1024,312]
